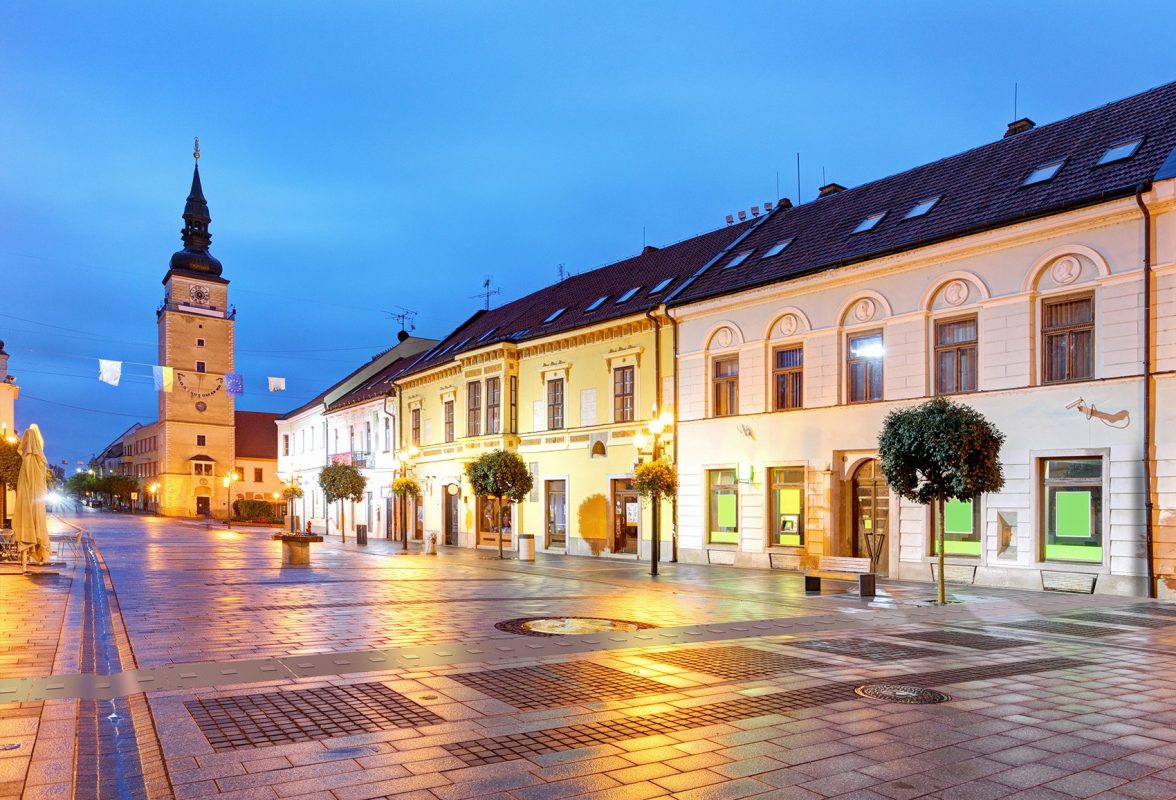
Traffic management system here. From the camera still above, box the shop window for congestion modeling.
[769,467,804,546]
[935,316,978,395]
[708,469,738,544]
[1041,457,1103,562]
[932,497,982,556]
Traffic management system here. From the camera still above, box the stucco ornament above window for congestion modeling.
[1051,256,1081,285]
[713,327,734,348]
[853,298,877,323]
[943,280,969,306]
[777,314,798,337]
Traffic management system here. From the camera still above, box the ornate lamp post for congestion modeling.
[391,445,418,551]
[635,410,675,577]
[148,482,160,515]
[222,472,238,528]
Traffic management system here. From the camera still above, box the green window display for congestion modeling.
[1042,458,1102,562]
[708,469,738,544]
[932,497,982,557]
[769,467,805,547]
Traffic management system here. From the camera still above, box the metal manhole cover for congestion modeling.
[495,617,656,636]
[855,684,950,704]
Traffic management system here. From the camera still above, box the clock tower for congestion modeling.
[155,144,237,517]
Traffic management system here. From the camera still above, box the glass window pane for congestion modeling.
[1070,330,1093,380]
[936,319,977,345]
[936,350,957,395]
[775,347,802,369]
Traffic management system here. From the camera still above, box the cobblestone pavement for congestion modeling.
[5,511,1176,799]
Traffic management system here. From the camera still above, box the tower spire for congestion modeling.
[169,138,223,276]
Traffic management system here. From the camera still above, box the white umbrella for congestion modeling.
[13,424,50,563]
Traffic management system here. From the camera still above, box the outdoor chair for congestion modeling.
[50,529,83,560]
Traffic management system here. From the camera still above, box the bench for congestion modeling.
[804,556,876,597]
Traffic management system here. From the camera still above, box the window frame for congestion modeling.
[547,378,565,430]
[467,381,482,437]
[846,330,884,404]
[767,466,805,547]
[711,355,739,417]
[195,361,206,373]
[485,376,501,435]
[771,345,803,411]
[931,496,983,558]
[197,434,207,447]
[410,407,421,446]
[443,399,455,443]
[933,314,978,396]
[253,467,263,483]
[613,365,635,423]
[1039,455,1105,564]
[1041,292,1095,385]
[707,468,739,544]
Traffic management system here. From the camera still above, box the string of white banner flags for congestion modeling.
[96,358,286,395]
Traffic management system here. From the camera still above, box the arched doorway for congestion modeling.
[851,460,889,573]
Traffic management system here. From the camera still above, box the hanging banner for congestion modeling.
[152,365,174,393]
[268,376,286,392]
[98,359,122,386]
[225,373,245,396]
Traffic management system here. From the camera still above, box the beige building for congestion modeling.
[1,341,20,524]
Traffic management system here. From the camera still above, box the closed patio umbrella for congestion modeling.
[13,424,50,563]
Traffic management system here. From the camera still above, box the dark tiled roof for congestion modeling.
[278,355,388,420]
[325,354,416,412]
[235,411,281,459]
[401,221,754,378]
[670,80,1176,306]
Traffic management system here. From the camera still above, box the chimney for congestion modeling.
[777,198,793,210]
[818,183,846,198]
[751,206,760,217]
[1004,117,1036,138]
[642,244,660,254]
[725,214,734,225]
[738,210,747,221]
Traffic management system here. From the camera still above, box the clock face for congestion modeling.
[189,284,211,306]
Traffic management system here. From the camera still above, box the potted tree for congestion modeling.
[877,397,1005,604]
[465,449,533,560]
[281,483,304,533]
[318,463,367,543]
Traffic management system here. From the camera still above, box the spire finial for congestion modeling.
[193,137,200,160]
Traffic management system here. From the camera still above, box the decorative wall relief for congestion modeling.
[713,326,733,348]
[852,298,876,323]
[777,314,798,337]
[942,280,969,306]
[1051,256,1081,285]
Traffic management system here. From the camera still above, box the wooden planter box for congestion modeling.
[272,533,324,566]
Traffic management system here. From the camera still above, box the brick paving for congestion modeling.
[5,511,1176,799]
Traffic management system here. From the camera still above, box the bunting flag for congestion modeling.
[98,359,122,387]
[267,376,286,392]
[152,365,175,393]
[225,373,245,396]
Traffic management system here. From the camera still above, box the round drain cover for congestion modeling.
[854,684,950,704]
[495,617,656,637]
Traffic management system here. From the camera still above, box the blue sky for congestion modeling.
[2,1,1174,465]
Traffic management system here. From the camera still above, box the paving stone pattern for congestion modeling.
[1065,610,1176,628]
[787,636,948,661]
[448,660,670,710]
[642,644,827,679]
[889,629,1033,650]
[994,618,1124,637]
[184,682,443,751]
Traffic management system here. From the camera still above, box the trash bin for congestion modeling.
[423,532,437,555]
[518,533,535,562]
[356,524,368,545]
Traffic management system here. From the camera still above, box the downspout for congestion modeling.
[670,308,680,562]
[1135,183,1156,599]
[647,307,665,559]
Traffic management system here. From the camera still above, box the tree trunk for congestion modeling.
[341,501,346,543]
[937,493,946,605]
[497,497,505,560]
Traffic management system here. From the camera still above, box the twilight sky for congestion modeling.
[2,1,1174,466]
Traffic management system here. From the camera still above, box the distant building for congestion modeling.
[1,341,20,524]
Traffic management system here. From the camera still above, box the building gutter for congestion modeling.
[1135,183,1157,599]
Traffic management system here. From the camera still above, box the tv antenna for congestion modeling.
[386,307,417,335]
[470,277,501,310]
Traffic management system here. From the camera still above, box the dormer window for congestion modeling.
[904,196,940,219]
[852,213,886,234]
[1097,138,1143,166]
[724,250,753,269]
[1023,159,1065,186]
[762,239,794,258]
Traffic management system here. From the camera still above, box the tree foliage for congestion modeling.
[233,499,277,521]
[391,477,420,498]
[634,458,677,501]
[64,472,97,498]
[0,440,20,488]
[318,463,367,504]
[877,397,1006,505]
[465,449,533,504]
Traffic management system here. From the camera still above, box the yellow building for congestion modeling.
[394,225,751,559]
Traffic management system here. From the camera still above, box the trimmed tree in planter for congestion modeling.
[318,463,367,543]
[466,449,533,560]
[281,483,304,532]
[877,397,1005,605]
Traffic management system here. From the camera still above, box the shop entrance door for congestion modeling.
[546,480,567,548]
[444,488,460,545]
[851,459,889,573]
[195,496,210,517]
[612,479,639,554]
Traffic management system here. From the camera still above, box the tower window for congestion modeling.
[196,338,205,347]
[195,361,206,373]
[197,435,206,447]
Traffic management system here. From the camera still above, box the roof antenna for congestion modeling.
[822,166,826,186]
[642,226,646,249]
[776,170,780,201]
[796,152,801,205]
[1014,81,1019,119]
[386,308,417,342]
[470,276,500,310]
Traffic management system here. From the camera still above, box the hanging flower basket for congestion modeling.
[634,458,677,501]
[281,484,304,501]
[392,477,421,498]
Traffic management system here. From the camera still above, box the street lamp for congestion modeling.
[222,472,238,528]
[637,409,675,576]
[149,482,160,515]
[392,445,419,551]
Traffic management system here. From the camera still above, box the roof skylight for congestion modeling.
[508,329,529,341]
[1023,159,1065,186]
[1097,138,1143,166]
[453,338,471,351]
[615,287,640,303]
[724,249,754,269]
[649,277,674,294]
[762,239,794,258]
[852,212,887,234]
[543,308,567,324]
[904,196,940,219]
[585,296,608,312]
[476,327,498,343]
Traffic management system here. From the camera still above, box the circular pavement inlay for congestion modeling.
[854,684,950,704]
[495,617,657,637]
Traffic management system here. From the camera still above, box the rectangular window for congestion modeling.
[932,497,982,556]
[364,421,371,452]
[197,434,207,447]
[712,356,739,417]
[194,463,213,476]
[935,316,978,395]
[383,417,391,452]
[467,381,482,436]
[196,338,205,347]
[772,346,803,411]
[509,376,518,434]
[253,468,263,483]
[1042,457,1103,563]
[195,361,206,373]
[443,400,455,443]
[547,379,565,430]
[485,376,501,434]
[411,408,421,446]
[847,332,883,403]
[613,366,635,423]
[708,469,739,544]
[769,467,804,546]
[1043,295,1094,384]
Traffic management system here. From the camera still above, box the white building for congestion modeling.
[667,82,1176,597]
[276,335,434,537]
